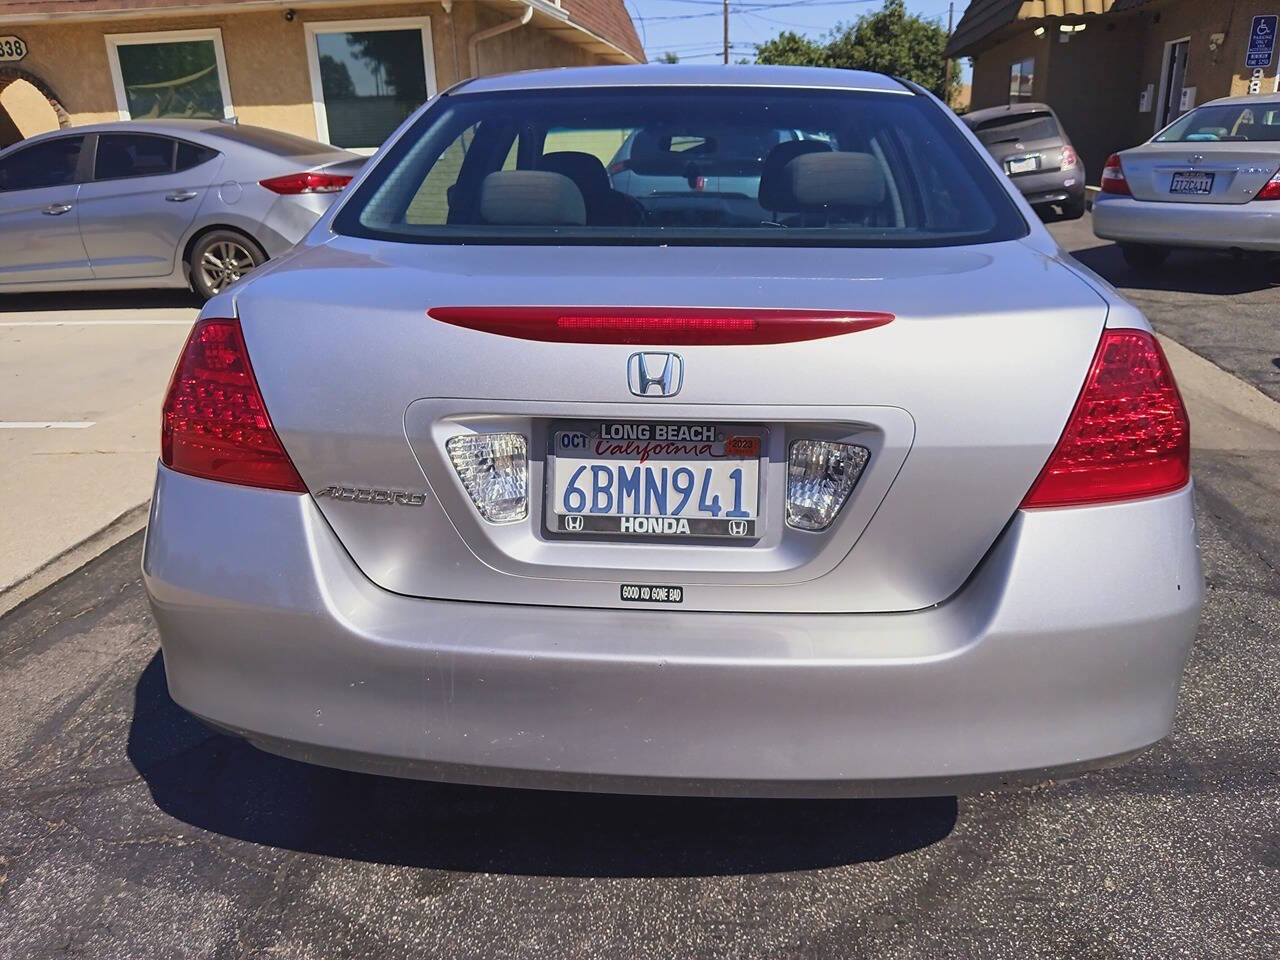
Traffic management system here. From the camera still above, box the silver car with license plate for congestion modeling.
[143,65,1203,798]
[1093,93,1280,268]
[0,119,362,300]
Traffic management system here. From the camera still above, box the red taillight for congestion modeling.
[427,306,895,345]
[1059,145,1077,169]
[1100,153,1130,195]
[161,318,306,492]
[1021,329,1189,509]
[607,160,628,176]
[1253,170,1280,200]
[259,172,352,194]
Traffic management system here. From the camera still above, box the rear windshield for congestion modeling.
[1155,103,1280,142]
[333,87,1027,247]
[204,124,339,157]
[969,111,1060,145]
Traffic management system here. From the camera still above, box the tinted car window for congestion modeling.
[969,111,1061,145]
[176,140,219,171]
[1155,103,1280,142]
[338,87,1027,247]
[94,134,175,180]
[203,124,336,157]
[0,136,85,191]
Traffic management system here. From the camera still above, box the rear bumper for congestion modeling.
[143,465,1203,797]
[1010,168,1084,207]
[1093,194,1280,251]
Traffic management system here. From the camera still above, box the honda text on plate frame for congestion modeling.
[143,65,1202,799]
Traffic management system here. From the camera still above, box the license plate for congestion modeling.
[1006,155,1040,175]
[1170,171,1214,194]
[549,421,763,538]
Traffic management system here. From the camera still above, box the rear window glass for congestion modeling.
[969,111,1060,145]
[203,124,337,157]
[334,87,1027,247]
[1155,103,1280,142]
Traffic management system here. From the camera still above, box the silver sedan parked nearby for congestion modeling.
[1093,93,1280,269]
[143,65,1202,798]
[0,119,362,299]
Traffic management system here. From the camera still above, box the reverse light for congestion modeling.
[447,433,528,522]
[1253,169,1280,200]
[161,318,306,492]
[259,172,353,194]
[786,440,871,531]
[1021,329,1189,509]
[1059,145,1078,169]
[1100,153,1130,195]
[428,307,895,346]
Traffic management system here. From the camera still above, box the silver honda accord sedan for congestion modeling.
[143,65,1203,798]
[0,119,361,300]
[1094,93,1280,269]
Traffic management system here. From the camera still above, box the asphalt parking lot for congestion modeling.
[1,215,1278,959]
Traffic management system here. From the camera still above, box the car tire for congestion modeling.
[1061,197,1086,221]
[189,230,267,301]
[1120,243,1170,271]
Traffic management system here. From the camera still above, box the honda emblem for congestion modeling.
[627,352,684,398]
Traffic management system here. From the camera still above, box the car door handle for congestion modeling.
[165,190,200,202]
[42,202,73,215]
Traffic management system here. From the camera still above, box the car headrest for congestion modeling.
[775,150,886,212]
[757,140,832,211]
[479,170,586,227]
[538,151,611,198]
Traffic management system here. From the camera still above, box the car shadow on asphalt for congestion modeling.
[127,653,957,877]
[1068,242,1280,296]
[0,288,201,312]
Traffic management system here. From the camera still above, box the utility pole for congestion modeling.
[723,0,730,64]
[943,1,955,103]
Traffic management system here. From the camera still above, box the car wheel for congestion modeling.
[189,230,266,301]
[1120,243,1170,271]
[1061,197,1086,221]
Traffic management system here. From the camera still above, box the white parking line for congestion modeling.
[0,421,96,429]
[0,320,192,327]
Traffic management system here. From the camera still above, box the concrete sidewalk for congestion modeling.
[0,292,198,610]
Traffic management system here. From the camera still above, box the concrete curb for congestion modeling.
[1158,334,1280,435]
[0,501,150,618]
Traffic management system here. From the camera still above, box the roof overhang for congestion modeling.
[483,0,639,65]
[945,0,1116,59]
[0,0,641,63]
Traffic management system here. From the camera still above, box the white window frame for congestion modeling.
[303,16,438,154]
[105,28,234,122]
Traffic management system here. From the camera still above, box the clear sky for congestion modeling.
[626,0,972,81]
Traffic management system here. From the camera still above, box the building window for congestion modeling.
[304,17,437,153]
[1009,57,1035,103]
[105,29,233,121]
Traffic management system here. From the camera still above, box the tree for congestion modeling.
[755,0,959,101]
[318,54,356,100]
[659,51,680,64]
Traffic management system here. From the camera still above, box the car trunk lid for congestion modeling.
[1121,141,1280,203]
[235,237,1107,614]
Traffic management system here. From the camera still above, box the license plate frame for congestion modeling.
[1005,154,1040,175]
[1170,171,1215,195]
[545,420,766,540]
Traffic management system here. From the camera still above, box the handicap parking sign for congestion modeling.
[1247,15,1278,69]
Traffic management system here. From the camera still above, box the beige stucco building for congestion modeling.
[948,0,1280,182]
[0,0,643,149]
